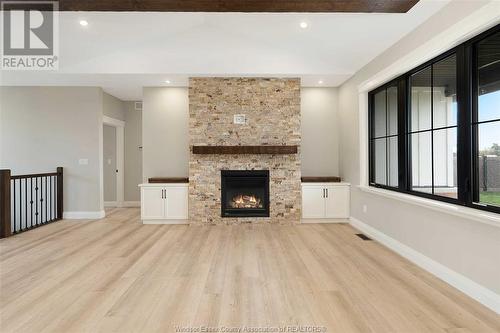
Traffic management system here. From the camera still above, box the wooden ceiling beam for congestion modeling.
[56,0,420,13]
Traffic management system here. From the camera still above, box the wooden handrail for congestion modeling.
[11,172,58,179]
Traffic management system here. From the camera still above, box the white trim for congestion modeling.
[102,116,125,208]
[102,115,125,128]
[358,185,500,228]
[105,201,139,207]
[115,126,124,207]
[349,217,500,314]
[359,92,369,187]
[301,218,349,224]
[63,211,105,220]
[123,201,140,207]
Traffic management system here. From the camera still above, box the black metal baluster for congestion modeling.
[35,177,39,226]
[55,176,57,220]
[19,179,23,231]
[13,179,16,233]
[50,176,54,221]
[40,177,44,224]
[45,176,48,224]
[49,176,51,222]
[25,178,27,230]
[30,178,33,229]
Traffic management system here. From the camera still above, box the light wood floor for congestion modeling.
[1,208,499,333]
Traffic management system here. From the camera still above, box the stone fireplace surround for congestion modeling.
[189,77,301,224]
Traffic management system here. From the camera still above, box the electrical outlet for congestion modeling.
[363,204,368,213]
[233,114,246,124]
[78,158,89,165]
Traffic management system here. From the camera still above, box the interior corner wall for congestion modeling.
[142,87,190,181]
[338,0,500,295]
[103,91,125,121]
[301,87,339,176]
[0,86,104,213]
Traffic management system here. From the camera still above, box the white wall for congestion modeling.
[0,87,104,213]
[124,102,142,201]
[301,88,339,176]
[143,86,341,180]
[338,0,500,300]
[142,87,190,181]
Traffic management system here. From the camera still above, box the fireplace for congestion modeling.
[221,170,270,217]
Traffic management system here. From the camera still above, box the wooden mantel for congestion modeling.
[192,145,298,155]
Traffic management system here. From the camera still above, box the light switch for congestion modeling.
[107,159,112,165]
[79,158,89,165]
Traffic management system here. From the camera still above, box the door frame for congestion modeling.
[102,116,125,208]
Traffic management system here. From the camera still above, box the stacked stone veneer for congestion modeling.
[189,77,301,224]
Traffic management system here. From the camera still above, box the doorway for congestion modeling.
[102,116,124,208]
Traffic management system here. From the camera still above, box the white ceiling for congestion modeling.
[0,1,450,100]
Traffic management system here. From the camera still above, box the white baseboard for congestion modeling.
[63,211,106,220]
[104,201,140,207]
[123,201,140,207]
[349,217,500,315]
[301,218,349,224]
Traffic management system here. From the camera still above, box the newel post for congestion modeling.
[0,169,12,238]
[57,167,63,220]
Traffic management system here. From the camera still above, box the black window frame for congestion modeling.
[368,23,500,215]
[368,79,405,190]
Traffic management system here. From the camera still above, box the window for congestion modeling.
[409,54,458,198]
[369,83,399,188]
[368,24,500,215]
[473,30,500,209]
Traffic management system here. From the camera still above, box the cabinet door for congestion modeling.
[165,186,188,219]
[302,186,326,218]
[141,187,165,219]
[324,186,350,218]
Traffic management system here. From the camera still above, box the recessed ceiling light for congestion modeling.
[165,80,171,84]
[318,80,324,84]
[79,20,88,26]
[300,21,308,29]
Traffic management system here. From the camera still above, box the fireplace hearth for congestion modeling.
[221,170,270,217]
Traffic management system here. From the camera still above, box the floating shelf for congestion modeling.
[192,145,298,155]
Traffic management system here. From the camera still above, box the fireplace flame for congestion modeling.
[231,194,263,209]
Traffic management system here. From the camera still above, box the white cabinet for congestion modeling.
[302,183,350,221]
[165,186,189,219]
[324,185,350,218]
[139,184,188,224]
[302,185,326,218]
[141,187,165,219]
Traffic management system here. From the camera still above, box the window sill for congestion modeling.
[358,185,500,228]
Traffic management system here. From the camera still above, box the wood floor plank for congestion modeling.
[0,208,498,332]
